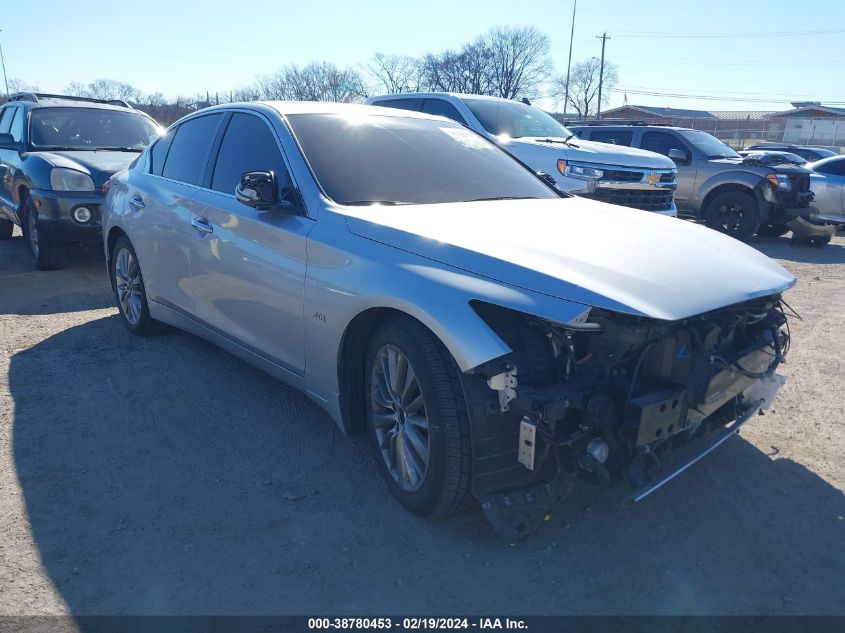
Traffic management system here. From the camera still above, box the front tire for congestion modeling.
[23,197,66,270]
[756,223,791,238]
[110,236,161,336]
[704,190,760,242]
[365,316,471,517]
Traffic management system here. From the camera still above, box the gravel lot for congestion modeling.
[1,225,844,616]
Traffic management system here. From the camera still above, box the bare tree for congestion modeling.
[8,78,39,94]
[65,79,141,103]
[258,62,367,102]
[420,42,495,95]
[484,26,551,99]
[554,58,618,117]
[367,53,423,94]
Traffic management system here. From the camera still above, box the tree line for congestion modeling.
[6,26,618,125]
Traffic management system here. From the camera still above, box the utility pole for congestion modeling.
[596,32,610,118]
[0,30,9,98]
[562,0,577,116]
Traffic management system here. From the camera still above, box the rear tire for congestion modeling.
[23,197,66,270]
[756,223,790,238]
[110,236,162,336]
[704,191,760,242]
[365,315,471,517]
[0,218,12,240]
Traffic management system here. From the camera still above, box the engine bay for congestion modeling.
[468,296,791,537]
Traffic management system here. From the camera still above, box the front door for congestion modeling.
[185,111,311,375]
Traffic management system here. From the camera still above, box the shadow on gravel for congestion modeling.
[10,317,845,616]
[0,235,111,315]
[750,235,845,265]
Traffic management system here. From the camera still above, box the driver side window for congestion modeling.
[641,131,690,164]
[210,113,292,200]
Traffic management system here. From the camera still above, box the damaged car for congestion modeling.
[103,103,795,539]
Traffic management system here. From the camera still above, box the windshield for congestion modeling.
[29,107,162,151]
[462,98,572,139]
[286,113,559,206]
[678,129,740,159]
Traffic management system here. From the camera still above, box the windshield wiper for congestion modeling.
[465,196,540,202]
[534,133,579,148]
[33,146,144,152]
[341,200,409,206]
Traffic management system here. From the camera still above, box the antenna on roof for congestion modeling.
[522,97,531,105]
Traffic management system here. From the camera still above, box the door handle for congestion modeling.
[191,217,213,234]
[128,195,145,210]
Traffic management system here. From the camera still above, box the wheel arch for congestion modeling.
[105,226,128,289]
[696,176,768,222]
[337,307,449,436]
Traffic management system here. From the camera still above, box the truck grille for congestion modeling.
[788,174,810,192]
[586,188,675,212]
[600,169,643,182]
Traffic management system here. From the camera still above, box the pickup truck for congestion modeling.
[569,122,815,241]
[366,93,678,216]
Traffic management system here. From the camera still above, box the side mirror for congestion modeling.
[0,133,19,150]
[668,148,687,162]
[236,169,301,212]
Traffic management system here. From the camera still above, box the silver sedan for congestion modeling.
[809,155,845,224]
[103,102,795,538]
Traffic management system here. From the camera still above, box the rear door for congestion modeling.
[0,106,22,220]
[123,112,225,313]
[185,111,312,374]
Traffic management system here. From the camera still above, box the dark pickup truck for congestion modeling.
[569,122,814,241]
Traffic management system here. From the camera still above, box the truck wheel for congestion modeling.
[756,223,790,238]
[0,218,12,240]
[365,316,471,517]
[23,197,66,270]
[110,236,161,336]
[704,191,759,242]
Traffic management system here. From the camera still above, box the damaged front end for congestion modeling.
[464,297,791,539]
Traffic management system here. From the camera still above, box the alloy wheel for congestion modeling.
[370,344,430,492]
[114,247,143,326]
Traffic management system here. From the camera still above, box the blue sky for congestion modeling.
[4,0,844,112]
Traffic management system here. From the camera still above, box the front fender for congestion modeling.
[691,170,768,218]
[303,214,591,411]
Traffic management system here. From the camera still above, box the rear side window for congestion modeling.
[421,99,466,124]
[589,129,633,146]
[211,113,288,194]
[814,158,845,176]
[372,98,423,112]
[0,107,12,133]
[8,108,24,143]
[161,113,224,185]
[149,131,174,176]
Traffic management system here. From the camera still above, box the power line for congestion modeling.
[611,27,845,39]
[621,58,845,67]
[609,87,845,105]
[620,84,845,100]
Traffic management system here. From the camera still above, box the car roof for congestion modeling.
[571,122,696,132]
[368,92,518,104]
[193,101,452,122]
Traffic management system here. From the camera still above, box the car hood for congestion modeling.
[502,136,675,169]
[33,150,140,187]
[711,157,812,174]
[342,198,795,321]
